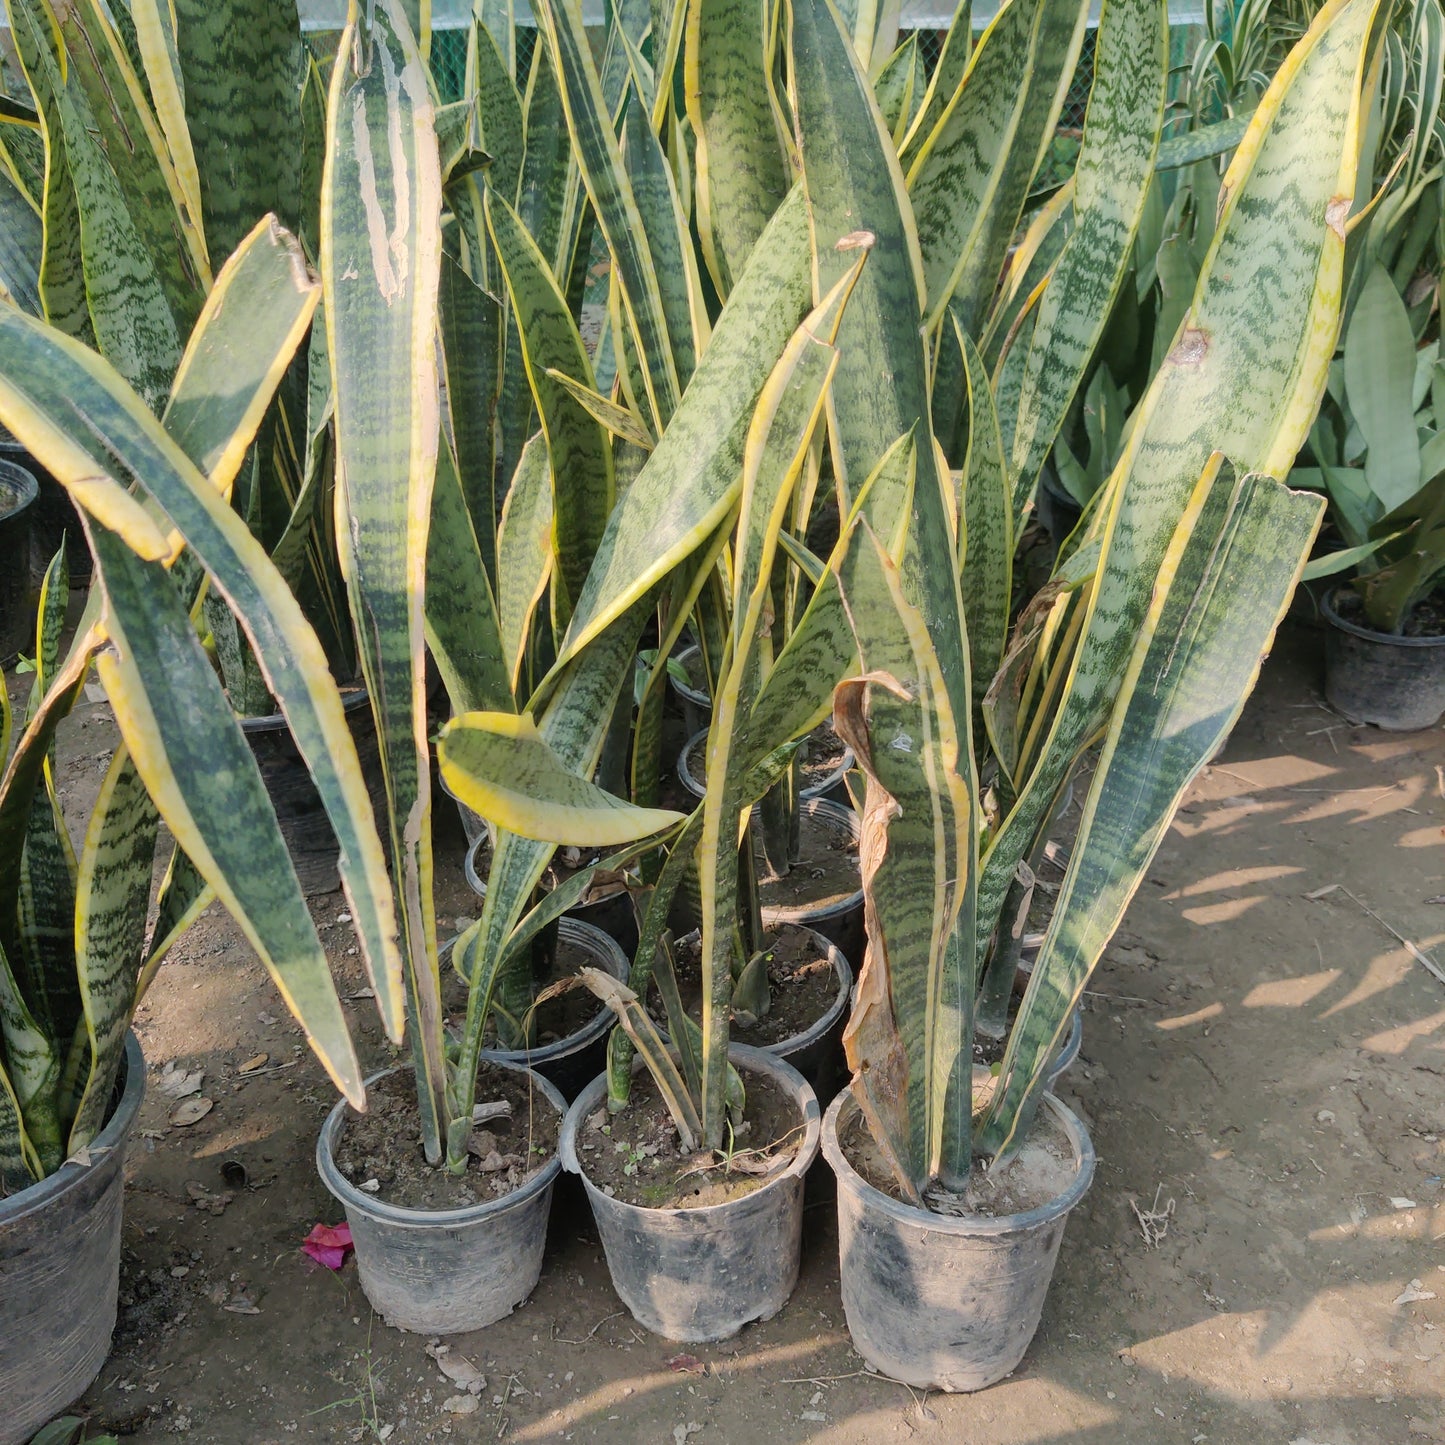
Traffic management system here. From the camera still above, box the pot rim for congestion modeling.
[316,1058,567,1228]
[677,727,855,804]
[0,456,39,515]
[668,641,712,711]
[440,916,630,1067]
[558,1043,821,1218]
[238,681,371,733]
[821,1087,1096,1237]
[0,1031,145,1226]
[1321,585,1445,650]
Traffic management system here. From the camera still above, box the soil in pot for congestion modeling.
[754,806,858,913]
[1332,585,1445,638]
[657,926,840,1049]
[838,1096,1076,1219]
[331,1065,560,1210]
[573,1066,805,1208]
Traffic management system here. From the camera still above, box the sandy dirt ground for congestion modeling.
[26,610,1445,1444]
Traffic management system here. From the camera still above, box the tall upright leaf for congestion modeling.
[323,0,450,1158]
[1008,0,1167,515]
[976,0,1381,950]
[978,465,1322,1158]
[686,0,791,296]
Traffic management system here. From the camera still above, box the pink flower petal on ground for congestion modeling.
[302,1221,354,1269]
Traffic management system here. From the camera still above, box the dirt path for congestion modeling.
[52,613,1445,1444]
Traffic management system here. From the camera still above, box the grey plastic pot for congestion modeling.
[443,913,631,1103]
[821,1088,1095,1392]
[676,727,855,806]
[316,1059,567,1334]
[1,1032,145,1445]
[559,1045,820,1341]
[667,642,712,737]
[1322,585,1445,731]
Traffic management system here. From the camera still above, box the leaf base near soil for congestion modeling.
[577,1066,803,1208]
[335,1066,560,1211]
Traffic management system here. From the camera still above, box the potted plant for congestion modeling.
[1296,267,1444,726]
[0,427,376,1442]
[1274,0,1444,726]
[792,0,1379,1391]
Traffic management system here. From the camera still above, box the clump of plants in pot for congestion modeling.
[0,525,376,1437]
[438,224,878,1339]
[1296,269,1445,727]
[0,556,162,1445]
[798,0,1380,1390]
[1285,0,1443,727]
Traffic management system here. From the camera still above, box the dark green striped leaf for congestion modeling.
[486,187,613,624]
[68,747,158,1153]
[686,0,790,296]
[979,468,1322,1158]
[553,188,814,665]
[1007,0,1167,513]
[323,0,449,1154]
[906,0,1088,335]
[88,521,365,1105]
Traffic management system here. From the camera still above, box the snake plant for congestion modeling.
[0,221,390,1186]
[1288,0,1443,632]
[447,0,1383,1193]
[0,0,354,712]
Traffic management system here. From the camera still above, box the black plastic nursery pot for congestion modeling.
[1321,586,1445,731]
[0,1032,146,1445]
[677,726,855,808]
[472,915,630,1103]
[239,686,383,893]
[464,832,640,964]
[316,1060,568,1334]
[0,458,38,670]
[758,796,864,964]
[651,924,854,1102]
[559,1046,821,1342]
[0,425,89,586]
[667,642,712,738]
[821,1087,1095,1392]
[764,925,853,1102]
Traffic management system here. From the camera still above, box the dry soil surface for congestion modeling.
[31,611,1445,1444]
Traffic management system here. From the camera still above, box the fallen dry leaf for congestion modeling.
[169,1097,214,1127]
[158,1064,205,1100]
[238,1053,269,1075]
[665,1354,705,1375]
